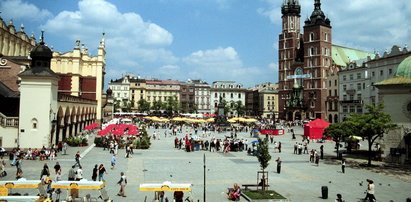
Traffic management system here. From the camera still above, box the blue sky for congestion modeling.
[1,0,410,87]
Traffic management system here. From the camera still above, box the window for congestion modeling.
[343,75,347,81]
[363,83,365,89]
[231,93,233,98]
[141,90,143,93]
[349,95,354,100]
[335,80,337,86]
[349,83,354,89]
[372,71,375,77]
[329,80,331,87]
[357,93,362,100]
[343,95,347,101]
[334,89,337,96]
[324,32,328,41]
[343,106,348,113]
[223,93,226,98]
[350,106,355,113]
[343,85,347,91]
[215,93,217,98]
[328,102,333,110]
[357,106,363,113]
[329,90,332,96]
[238,94,241,98]
[310,47,315,56]
[357,83,361,90]
[32,118,38,129]
[310,32,314,41]
[349,74,354,80]
[389,69,393,74]
[380,70,383,76]
[357,73,361,79]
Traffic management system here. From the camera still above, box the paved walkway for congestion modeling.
[1,126,411,202]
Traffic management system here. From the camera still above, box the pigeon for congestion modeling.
[329,181,332,183]
[170,175,173,177]
[388,184,390,186]
[359,181,363,186]
[143,169,148,172]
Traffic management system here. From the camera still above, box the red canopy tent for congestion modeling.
[303,119,330,140]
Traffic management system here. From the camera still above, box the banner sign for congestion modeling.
[260,129,284,135]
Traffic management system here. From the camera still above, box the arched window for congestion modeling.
[324,32,328,41]
[310,32,314,41]
[310,47,315,56]
[32,118,38,129]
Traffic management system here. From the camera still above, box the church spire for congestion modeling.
[304,0,331,28]
[282,0,301,17]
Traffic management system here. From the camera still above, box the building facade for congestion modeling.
[0,18,36,57]
[375,55,411,165]
[278,0,332,120]
[338,45,410,121]
[145,80,180,107]
[211,81,246,117]
[192,80,211,114]
[51,37,106,121]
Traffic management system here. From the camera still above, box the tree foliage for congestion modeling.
[165,96,180,113]
[232,101,246,117]
[324,122,354,158]
[256,137,271,191]
[151,100,165,111]
[137,99,151,112]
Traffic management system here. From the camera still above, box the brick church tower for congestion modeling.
[278,0,331,120]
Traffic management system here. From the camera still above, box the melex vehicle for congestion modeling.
[0,180,47,202]
[50,180,111,202]
[140,181,193,202]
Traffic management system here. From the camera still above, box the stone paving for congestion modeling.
[1,126,411,202]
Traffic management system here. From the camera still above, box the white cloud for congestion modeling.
[42,0,176,78]
[258,0,411,52]
[0,0,52,22]
[183,47,275,87]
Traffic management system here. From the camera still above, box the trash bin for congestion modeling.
[321,186,328,199]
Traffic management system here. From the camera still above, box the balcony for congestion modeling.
[0,113,19,128]
[339,100,361,104]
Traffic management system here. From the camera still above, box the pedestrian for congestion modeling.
[117,172,127,197]
[278,142,282,153]
[275,157,282,174]
[320,145,324,159]
[293,143,297,154]
[303,142,308,154]
[315,152,319,166]
[111,154,116,169]
[92,164,98,181]
[54,162,61,174]
[335,193,343,202]
[40,163,50,181]
[309,149,314,163]
[364,179,376,202]
[55,170,62,182]
[73,151,81,167]
[16,168,23,180]
[98,164,108,181]
[75,166,83,181]
[341,158,346,173]
[62,142,68,155]
[68,165,76,181]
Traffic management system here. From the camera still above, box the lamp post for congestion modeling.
[203,153,206,202]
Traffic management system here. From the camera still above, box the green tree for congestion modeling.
[232,101,246,117]
[256,137,271,191]
[324,122,353,159]
[113,100,121,112]
[121,100,132,112]
[165,96,180,114]
[151,100,164,111]
[221,100,231,116]
[346,103,397,166]
[137,99,151,113]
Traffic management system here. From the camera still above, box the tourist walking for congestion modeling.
[335,193,343,202]
[341,159,346,173]
[75,166,83,181]
[278,142,282,153]
[92,164,98,181]
[117,172,127,197]
[98,164,108,181]
[54,162,61,174]
[320,145,324,159]
[276,157,282,174]
[111,154,116,169]
[40,163,50,181]
[68,165,76,181]
[73,151,81,167]
[294,143,298,154]
[62,142,68,155]
[364,179,376,202]
[315,152,320,166]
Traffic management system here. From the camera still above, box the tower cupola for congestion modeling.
[281,0,301,17]
[304,0,331,27]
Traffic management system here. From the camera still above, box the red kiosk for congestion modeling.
[303,119,330,140]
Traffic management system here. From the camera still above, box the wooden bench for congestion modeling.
[241,184,270,190]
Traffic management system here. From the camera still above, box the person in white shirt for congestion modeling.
[75,166,83,181]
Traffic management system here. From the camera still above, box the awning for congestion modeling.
[51,181,105,190]
[140,182,191,192]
